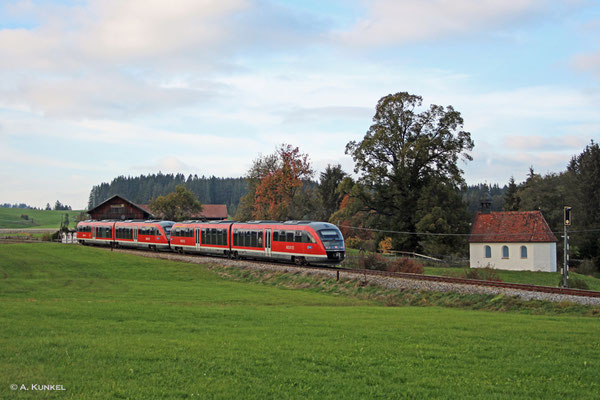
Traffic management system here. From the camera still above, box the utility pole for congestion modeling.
[563,206,572,288]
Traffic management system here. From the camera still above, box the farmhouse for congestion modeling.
[88,195,228,221]
[469,210,558,272]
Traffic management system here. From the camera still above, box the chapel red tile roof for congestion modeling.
[469,211,557,243]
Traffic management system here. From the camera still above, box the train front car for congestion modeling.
[308,222,345,264]
[254,221,345,265]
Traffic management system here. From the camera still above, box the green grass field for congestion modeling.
[0,208,85,229]
[1,243,599,399]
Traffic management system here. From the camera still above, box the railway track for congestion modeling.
[4,239,600,301]
[111,247,600,300]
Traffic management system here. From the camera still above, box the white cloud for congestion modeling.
[572,51,600,79]
[337,0,551,46]
[503,134,590,150]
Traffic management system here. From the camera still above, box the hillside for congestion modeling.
[0,208,84,229]
[1,243,599,399]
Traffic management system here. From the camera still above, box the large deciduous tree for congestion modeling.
[235,144,314,221]
[149,185,203,221]
[345,92,474,253]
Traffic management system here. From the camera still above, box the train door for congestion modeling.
[134,227,138,243]
[195,228,200,250]
[265,229,272,257]
[92,226,96,240]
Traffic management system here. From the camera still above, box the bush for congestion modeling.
[461,268,502,282]
[378,237,393,254]
[387,258,424,274]
[345,237,364,250]
[574,259,597,276]
[20,214,29,220]
[559,276,590,290]
[359,253,388,271]
[41,231,61,242]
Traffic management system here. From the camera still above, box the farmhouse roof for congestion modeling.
[138,203,228,220]
[469,211,558,243]
[192,204,228,220]
[88,195,154,217]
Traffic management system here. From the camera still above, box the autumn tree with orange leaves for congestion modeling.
[235,144,314,221]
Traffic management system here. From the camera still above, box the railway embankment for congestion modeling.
[112,248,600,309]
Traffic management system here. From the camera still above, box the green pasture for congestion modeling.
[0,208,86,229]
[1,243,599,399]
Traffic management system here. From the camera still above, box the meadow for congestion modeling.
[0,208,84,229]
[1,243,599,399]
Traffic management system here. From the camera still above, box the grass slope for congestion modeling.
[0,243,599,399]
[0,208,84,229]
[425,266,600,291]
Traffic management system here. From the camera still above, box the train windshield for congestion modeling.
[317,229,344,249]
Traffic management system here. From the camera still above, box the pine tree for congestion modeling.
[503,176,520,211]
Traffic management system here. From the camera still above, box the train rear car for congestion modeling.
[76,220,115,246]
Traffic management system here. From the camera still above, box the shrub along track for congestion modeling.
[106,247,600,306]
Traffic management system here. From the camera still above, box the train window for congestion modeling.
[285,231,293,242]
[257,231,263,248]
[294,231,303,243]
[251,231,257,248]
[233,230,239,246]
[302,232,315,243]
[318,229,341,240]
[273,231,279,242]
[222,229,228,245]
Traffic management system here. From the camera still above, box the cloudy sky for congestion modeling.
[1,0,599,209]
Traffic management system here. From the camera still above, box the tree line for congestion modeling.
[87,173,247,216]
[1,200,73,211]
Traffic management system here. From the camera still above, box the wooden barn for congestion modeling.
[87,195,228,221]
[87,195,153,220]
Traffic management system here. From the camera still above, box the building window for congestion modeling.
[521,246,527,259]
[502,245,509,259]
[484,245,491,258]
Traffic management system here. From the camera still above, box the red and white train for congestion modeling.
[76,219,345,265]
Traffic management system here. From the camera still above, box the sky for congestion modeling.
[1,0,599,209]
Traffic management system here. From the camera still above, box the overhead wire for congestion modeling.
[337,224,600,238]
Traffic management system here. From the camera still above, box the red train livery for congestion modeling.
[76,220,175,251]
[77,219,345,265]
